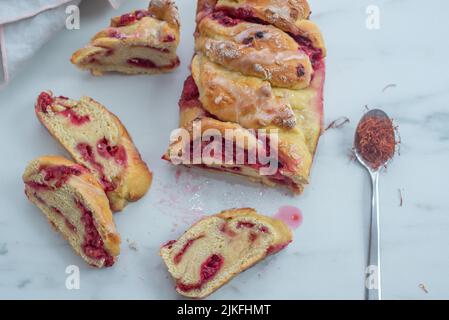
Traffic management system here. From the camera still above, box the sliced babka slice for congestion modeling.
[160,208,292,298]
[35,91,153,211]
[71,0,180,75]
[23,156,121,268]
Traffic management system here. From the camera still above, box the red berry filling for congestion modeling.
[118,13,136,27]
[116,10,151,27]
[249,232,258,243]
[127,58,180,69]
[162,240,177,249]
[32,192,47,205]
[179,76,200,109]
[162,34,176,42]
[37,92,54,113]
[211,11,240,27]
[76,143,116,192]
[108,29,124,39]
[41,165,83,188]
[219,222,237,237]
[214,7,262,25]
[236,221,255,229]
[96,138,127,166]
[76,199,114,267]
[173,235,204,264]
[266,241,292,255]
[127,58,157,68]
[235,221,270,238]
[292,35,323,68]
[59,109,90,126]
[176,254,224,292]
[26,181,50,190]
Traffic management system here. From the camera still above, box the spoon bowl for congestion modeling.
[354,109,395,173]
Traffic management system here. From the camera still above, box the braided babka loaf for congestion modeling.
[163,0,326,194]
[71,0,180,75]
[35,91,153,212]
[161,208,292,298]
[23,156,121,268]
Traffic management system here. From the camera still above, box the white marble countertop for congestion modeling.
[0,0,448,300]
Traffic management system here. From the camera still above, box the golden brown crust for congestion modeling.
[71,0,180,75]
[35,91,153,212]
[147,0,180,27]
[23,156,121,267]
[160,207,292,298]
[215,0,325,56]
[196,16,313,89]
[192,54,297,129]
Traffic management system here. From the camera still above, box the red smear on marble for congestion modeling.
[274,206,303,229]
[175,168,182,183]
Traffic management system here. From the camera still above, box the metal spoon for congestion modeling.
[354,109,395,300]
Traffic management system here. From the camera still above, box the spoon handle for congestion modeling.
[366,171,382,300]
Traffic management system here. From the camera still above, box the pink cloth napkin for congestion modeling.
[0,0,126,89]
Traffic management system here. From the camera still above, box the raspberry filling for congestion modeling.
[162,240,177,249]
[96,138,127,166]
[37,92,54,113]
[211,11,241,27]
[127,57,180,69]
[42,165,83,188]
[26,181,50,190]
[179,76,200,109]
[59,109,90,126]
[75,199,114,267]
[292,35,323,68]
[162,34,176,42]
[176,254,224,292]
[219,222,237,237]
[235,221,271,239]
[108,29,124,39]
[266,241,292,255]
[236,221,256,229]
[173,235,204,264]
[249,232,258,243]
[76,143,116,192]
[116,10,151,27]
[127,58,157,68]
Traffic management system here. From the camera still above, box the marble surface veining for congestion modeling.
[0,0,448,299]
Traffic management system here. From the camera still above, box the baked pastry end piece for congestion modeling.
[71,0,180,75]
[163,0,325,195]
[160,208,292,298]
[35,91,153,212]
[23,156,120,268]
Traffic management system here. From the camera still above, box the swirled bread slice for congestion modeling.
[23,156,120,268]
[163,0,325,195]
[71,0,180,75]
[160,208,292,298]
[35,91,152,211]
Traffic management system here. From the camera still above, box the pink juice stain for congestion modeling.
[175,168,182,183]
[274,206,303,229]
